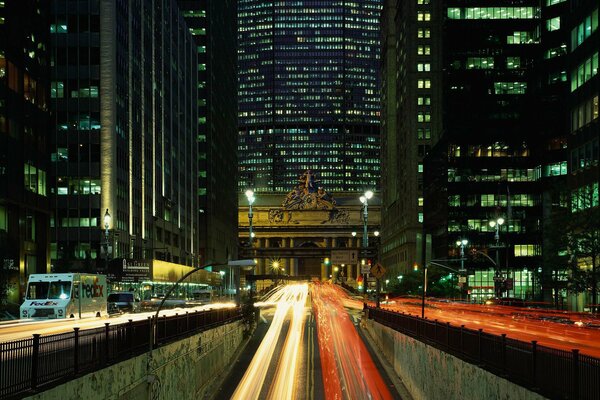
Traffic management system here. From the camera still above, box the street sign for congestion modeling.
[331,250,358,265]
[458,276,467,283]
[360,264,371,274]
[370,263,386,279]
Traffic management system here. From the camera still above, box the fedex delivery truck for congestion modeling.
[20,273,108,319]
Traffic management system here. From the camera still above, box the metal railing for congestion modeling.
[0,307,242,399]
[367,307,600,400]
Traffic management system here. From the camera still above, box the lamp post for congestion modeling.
[103,209,111,272]
[456,239,468,300]
[489,217,505,297]
[245,190,255,248]
[360,190,373,297]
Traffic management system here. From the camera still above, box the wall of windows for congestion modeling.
[571,8,598,50]
[570,52,599,92]
[447,7,538,20]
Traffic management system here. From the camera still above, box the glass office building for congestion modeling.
[49,0,199,272]
[238,0,382,192]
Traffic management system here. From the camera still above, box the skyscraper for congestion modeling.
[49,0,199,271]
[384,1,547,300]
[237,0,382,193]
[179,0,239,264]
[0,0,51,310]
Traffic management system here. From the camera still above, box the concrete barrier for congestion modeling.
[364,319,547,400]
[25,321,245,400]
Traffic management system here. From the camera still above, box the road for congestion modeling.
[216,283,402,400]
[382,297,600,357]
[0,302,236,342]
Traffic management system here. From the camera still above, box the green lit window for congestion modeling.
[418,163,424,173]
[546,17,561,31]
[506,57,521,69]
[480,194,495,207]
[418,213,423,223]
[418,197,424,207]
[24,163,46,196]
[198,63,206,71]
[571,52,598,92]
[507,31,535,44]
[51,81,64,98]
[418,96,431,106]
[514,245,539,257]
[0,205,7,232]
[50,23,67,33]
[571,9,598,49]
[448,195,460,207]
[494,82,527,95]
[546,0,566,5]
[448,7,538,20]
[466,57,494,69]
[189,28,206,35]
[197,46,206,53]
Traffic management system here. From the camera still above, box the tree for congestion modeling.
[566,184,600,307]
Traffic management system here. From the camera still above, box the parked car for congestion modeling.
[107,292,140,314]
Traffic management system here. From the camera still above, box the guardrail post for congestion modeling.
[186,311,190,332]
[501,334,507,375]
[446,322,450,348]
[531,340,537,387]
[434,319,437,342]
[163,315,167,342]
[460,325,465,355]
[73,327,80,375]
[478,329,483,364]
[104,323,110,365]
[31,334,40,390]
[128,320,133,355]
[572,349,579,399]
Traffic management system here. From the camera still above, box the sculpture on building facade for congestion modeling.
[281,170,336,210]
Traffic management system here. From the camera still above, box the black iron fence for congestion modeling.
[367,307,600,400]
[0,307,242,399]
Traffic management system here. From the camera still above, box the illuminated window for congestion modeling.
[51,81,64,98]
[417,12,431,22]
[417,79,431,89]
[417,28,431,38]
[506,57,521,69]
[417,45,431,55]
[417,63,431,72]
[547,17,561,31]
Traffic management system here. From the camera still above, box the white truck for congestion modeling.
[20,273,108,319]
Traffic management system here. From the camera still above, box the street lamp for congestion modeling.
[245,190,255,247]
[360,190,374,297]
[103,209,111,272]
[456,239,468,300]
[489,217,505,245]
[489,217,505,297]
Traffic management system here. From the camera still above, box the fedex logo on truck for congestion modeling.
[82,276,104,298]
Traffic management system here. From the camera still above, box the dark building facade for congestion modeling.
[0,0,52,311]
[179,0,239,265]
[49,0,199,272]
[237,0,382,193]
[384,0,597,306]
[384,1,549,302]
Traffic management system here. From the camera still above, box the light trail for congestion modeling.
[232,284,308,400]
[0,302,236,342]
[312,283,392,400]
[381,297,600,357]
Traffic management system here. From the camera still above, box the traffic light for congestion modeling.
[413,263,419,271]
[324,257,330,266]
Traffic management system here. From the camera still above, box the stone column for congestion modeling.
[321,261,328,281]
[289,238,296,276]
